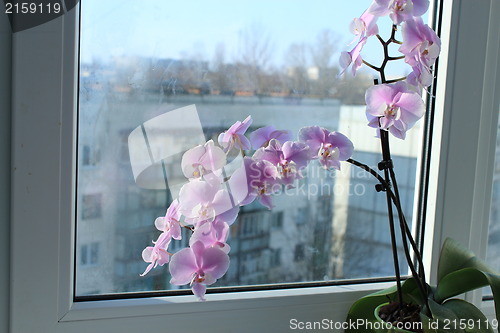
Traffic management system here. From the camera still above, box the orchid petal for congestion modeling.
[281,141,311,169]
[201,247,230,279]
[298,126,325,153]
[192,282,207,301]
[259,194,274,210]
[169,248,198,285]
[327,132,354,161]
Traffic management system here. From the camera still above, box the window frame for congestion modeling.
[6,1,500,332]
[0,4,12,333]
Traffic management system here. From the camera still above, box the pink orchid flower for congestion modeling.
[400,17,440,67]
[141,200,183,276]
[407,62,433,89]
[350,5,379,40]
[218,116,253,152]
[154,199,182,240]
[178,179,238,226]
[232,156,280,210]
[190,218,231,253]
[253,139,311,186]
[249,125,293,149]
[140,232,172,276]
[299,126,354,170]
[365,81,425,139]
[181,140,226,180]
[339,37,367,77]
[169,241,230,301]
[369,0,430,25]
[400,17,440,88]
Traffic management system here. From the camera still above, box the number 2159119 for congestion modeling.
[5,2,61,14]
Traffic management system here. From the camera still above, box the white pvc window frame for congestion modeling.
[6,1,500,332]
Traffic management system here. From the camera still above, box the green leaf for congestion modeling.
[442,299,494,333]
[434,268,489,301]
[437,238,495,283]
[421,299,463,333]
[435,238,500,327]
[437,270,500,325]
[345,279,421,333]
[420,299,492,333]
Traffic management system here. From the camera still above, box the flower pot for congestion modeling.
[373,303,416,333]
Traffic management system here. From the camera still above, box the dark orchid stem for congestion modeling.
[376,79,428,310]
[378,129,404,308]
[380,129,430,309]
[347,158,386,184]
[387,55,405,61]
[389,171,431,315]
[372,25,403,83]
[346,158,429,308]
[346,155,401,308]
[346,158,426,280]
[389,167,428,284]
[385,77,407,84]
[346,157,429,310]
[363,23,431,310]
[362,60,380,72]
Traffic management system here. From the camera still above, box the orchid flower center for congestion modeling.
[384,105,399,119]
[191,163,207,178]
[193,203,214,221]
[193,272,206,284]
[277,160,297,178]
[319,143,340,161]
[252,182,270,196]
[351,18,365,36]
[390,0,412,12]
[419,41,431,58]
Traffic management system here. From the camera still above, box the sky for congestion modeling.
[80,0,423,75]
[82,1,370,64]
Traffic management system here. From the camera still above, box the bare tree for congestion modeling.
[236,23,275,95]
[310,29,339,69]
[309,29,341,98]
[208,42,235,95]
[284,43,310,95]
[238,22,273,72]
[333,73,373,105]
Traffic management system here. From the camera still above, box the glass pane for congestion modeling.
[76,0,424,297]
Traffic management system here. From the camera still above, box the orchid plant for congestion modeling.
[140,1,500,332]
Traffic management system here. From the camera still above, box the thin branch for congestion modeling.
[385,76,407,84]
[376,34,385,45]
[387,55,405,61]
[390,25,398,41]
[363,60,381,72]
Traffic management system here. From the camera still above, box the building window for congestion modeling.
[80,242,100,266]
[81,193,102,220]
[294,244,305,262]
[270,248,281,266]
[270,211,283,230]
[296,207,308,225]
[81,144,100,166]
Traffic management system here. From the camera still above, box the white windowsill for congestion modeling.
[61,282,394,322]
